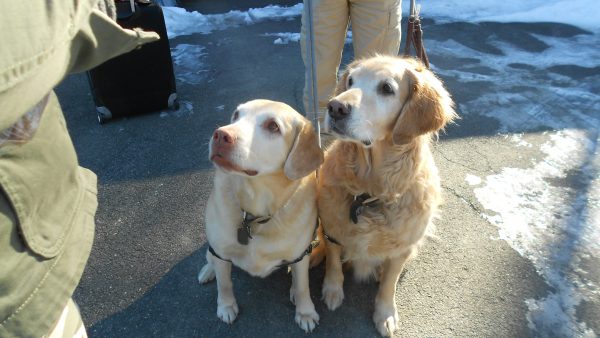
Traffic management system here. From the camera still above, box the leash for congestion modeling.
[304,0,321,147]
[403,0,430,68]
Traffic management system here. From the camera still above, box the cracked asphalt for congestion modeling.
[54,0,599,336]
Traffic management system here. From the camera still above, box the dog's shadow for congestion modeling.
[89,245,385,337]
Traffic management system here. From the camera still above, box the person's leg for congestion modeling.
[349,0,402,59]
[47,298,87,338]
[301,0,350,116]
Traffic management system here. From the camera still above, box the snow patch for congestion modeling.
[509,134,532,148]
[155,0,178,6]
[420,0,600,32]
[267,31,352,45]
[474,129,600,337]
[170,44,208,85]
[429,6,600,334]
[160,100,194,118]
[465,174,482,186]
[163,4,303,39]
[427,35,600,133]
[263,32,301,44]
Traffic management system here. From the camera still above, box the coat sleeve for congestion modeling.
[0,1,159,131]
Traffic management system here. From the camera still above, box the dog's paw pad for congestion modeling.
[198,264,215,284]
[373,309,399,337]
[295,310,319,333]
[322,283,344,311]
[217,303,239,324]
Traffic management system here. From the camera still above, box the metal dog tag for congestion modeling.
[237,227,250,245]
[350,202,363,224]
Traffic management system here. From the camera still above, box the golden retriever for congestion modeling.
[198,99,324,332]
[317,55,457,336]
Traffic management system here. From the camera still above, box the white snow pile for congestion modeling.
[264,31,353,45]
[263,32,301,45]
[433,16,600,334]
[427,33,600,133]
[170,44,208,85]
[424,2,600,335]
[421,0,600,32]
[465,174,482,186]
[163,4,303,39]
[474,130,599,337]
[160,100,194,118]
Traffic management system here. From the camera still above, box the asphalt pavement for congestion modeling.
[55,1,599,337]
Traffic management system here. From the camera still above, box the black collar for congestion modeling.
[349,193,380,224]
[235,180,303,245]
[324,193,381,246]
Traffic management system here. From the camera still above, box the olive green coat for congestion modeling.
[0,2,158,336]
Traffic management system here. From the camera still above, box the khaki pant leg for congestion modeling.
[301,0,350,116]
[349,0,402,58]
[46,299,87,338]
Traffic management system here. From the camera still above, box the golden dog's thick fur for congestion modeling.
[318,56,457,336]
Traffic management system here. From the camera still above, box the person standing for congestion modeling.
[301,0,402,118]
[0,1,158,337]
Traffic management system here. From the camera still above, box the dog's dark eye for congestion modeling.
[266,120,280,133]
[348,77,353,87]
[232,110,239,121]
[380,82,394,95]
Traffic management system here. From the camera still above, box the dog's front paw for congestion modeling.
[217,302,239,324]
[295,309,319,333]
[322,281,344,311]
[373,307,399,337]
[198,263,216,284]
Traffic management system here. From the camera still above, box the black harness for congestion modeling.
[322,230,342,246]
[324,192,380,246]
[208,215,320,268]
[349,193,380,224]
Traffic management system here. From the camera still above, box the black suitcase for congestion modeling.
[88,0,177,124]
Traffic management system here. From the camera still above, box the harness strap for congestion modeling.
[208,218,320,268]
[276,218,320,267]
[323,230,342,246]
[208,245,231,263]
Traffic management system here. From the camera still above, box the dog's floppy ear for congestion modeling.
[284,119,324,180]
[392,62,457,145]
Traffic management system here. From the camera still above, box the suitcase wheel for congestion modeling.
[168,93,179,110]
[97,106,113,124]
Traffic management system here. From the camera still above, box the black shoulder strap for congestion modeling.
[208,245,231,263]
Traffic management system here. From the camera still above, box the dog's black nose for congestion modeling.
[327,99,350,121]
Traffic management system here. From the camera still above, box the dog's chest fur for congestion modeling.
[205,171,317,277]
[320,138,441,260]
